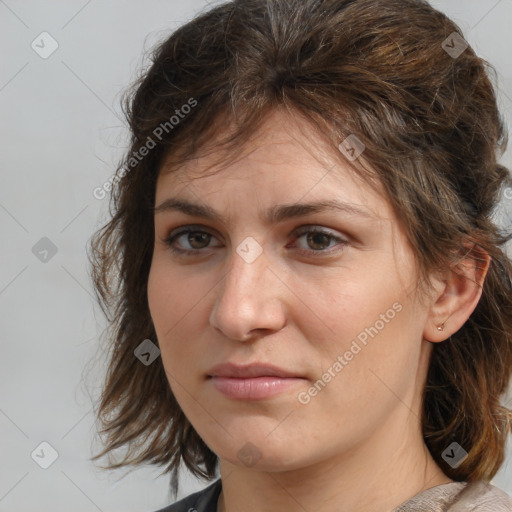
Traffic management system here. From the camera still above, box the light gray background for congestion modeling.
[1,1,511,511]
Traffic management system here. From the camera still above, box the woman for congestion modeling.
[88,0,512,510]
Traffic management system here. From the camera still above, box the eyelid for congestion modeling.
[167,224,218,237]
[291,225,348,241]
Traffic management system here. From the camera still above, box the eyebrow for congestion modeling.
[153,197,376,224]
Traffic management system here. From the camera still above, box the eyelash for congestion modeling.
[162,224,348,258]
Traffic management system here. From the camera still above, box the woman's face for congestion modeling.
[148,109,435,471]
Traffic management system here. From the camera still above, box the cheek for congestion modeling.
[147,260,209,375]
[291,260,412,348]
[147,263,172,333]
[312,296,424,423]
[293,259,423,402]
[148,259,195,332]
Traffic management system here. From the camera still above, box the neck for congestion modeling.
[216,412,453,512]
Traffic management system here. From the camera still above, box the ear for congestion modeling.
[423,244,491,343]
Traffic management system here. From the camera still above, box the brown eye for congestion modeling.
[186,231,212,249]
[290,227,348,257]
[164,226,221,255]
[305,231,332,251]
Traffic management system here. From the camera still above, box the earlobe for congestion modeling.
[423,244,491,343]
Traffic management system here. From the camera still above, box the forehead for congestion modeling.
[157,109,382,198]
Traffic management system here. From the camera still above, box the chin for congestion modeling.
[220,446,308,471]
[209,431,313,471]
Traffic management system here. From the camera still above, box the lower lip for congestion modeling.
[209,376,305,400]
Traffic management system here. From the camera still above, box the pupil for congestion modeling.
[189,232,210,249]
[307,232,329,250]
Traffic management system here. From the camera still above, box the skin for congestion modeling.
[147,109,489,512]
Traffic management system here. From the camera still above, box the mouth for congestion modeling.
[207,362,307,400]
[208,362,302,379]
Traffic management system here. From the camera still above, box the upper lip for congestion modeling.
[208,362,301,379]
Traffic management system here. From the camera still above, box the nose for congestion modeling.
[209,244,287,342]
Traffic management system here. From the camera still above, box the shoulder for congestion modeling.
[151,479,222,512]
[393,481,512,511]
[449,480,512,511]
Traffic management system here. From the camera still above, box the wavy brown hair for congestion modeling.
[87,0,512,497]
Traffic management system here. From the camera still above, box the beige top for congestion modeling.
[392,481,512,511]
[155,478,512,511]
